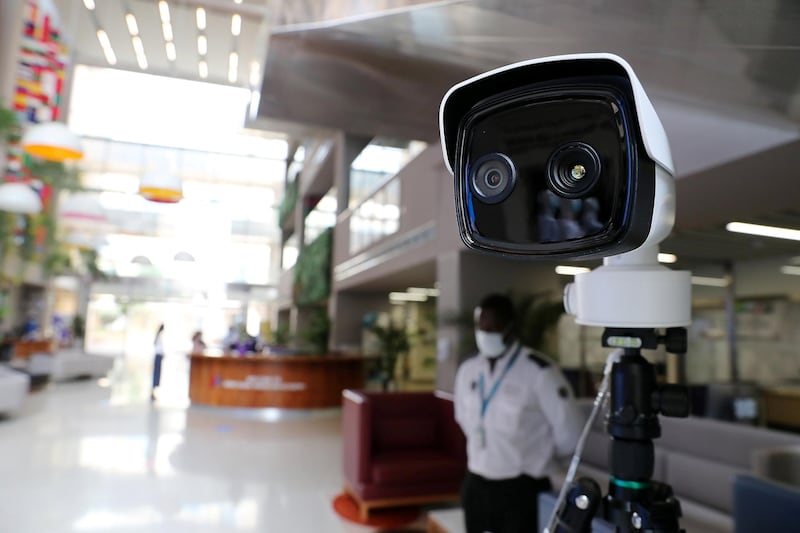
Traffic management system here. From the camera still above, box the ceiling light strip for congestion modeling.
[162,22,174,41]
[165,41,176,61]
[158,1,170,23]
[95,29,117,65]
[87,4,116,66]
[249,61,260,87]
[125,13,139,36]
[196,8,206,30]
[231,13,242,36]
[132,35,148,70]
[726,221,800,241]
[228,51,239,83]
[780,265,800,276]
[691,276,729,287]
[555,266,591,276]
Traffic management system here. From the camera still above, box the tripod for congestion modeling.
[544,245,693,532]
[548,327,690,533]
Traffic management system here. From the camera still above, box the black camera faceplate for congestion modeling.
[453,77,655,260]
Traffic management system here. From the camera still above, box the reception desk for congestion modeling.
[189,353,368,408]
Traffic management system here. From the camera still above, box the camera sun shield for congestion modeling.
[440,54,675,261]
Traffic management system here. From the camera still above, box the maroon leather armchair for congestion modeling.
[342,389,467,519]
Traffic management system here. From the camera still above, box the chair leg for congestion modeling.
[359,501,369,521]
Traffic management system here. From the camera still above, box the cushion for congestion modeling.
[664,450,744,513]
[371,450,463,485]
[660,416,800,468]
[374,416,437,452]
[734,475,800,533]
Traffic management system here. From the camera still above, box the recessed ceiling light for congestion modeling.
[196,8,206,30]
[197,35,207,55]
[125,13,139,36]
[231,14,242,36]
[658,253,677,263]
[158,1,170,23]
[198,60,208,79]
[165,41,176,61]
[96,30,116,65]
[726,222,800,241]
[228,51,238,83]
[162,22,173,41]
[83,0,95,10]
[249,61,260,86]
[132,35,148,69]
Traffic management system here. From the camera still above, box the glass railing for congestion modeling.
[346,138,425,254]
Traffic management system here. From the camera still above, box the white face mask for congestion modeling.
[475,330,506,357]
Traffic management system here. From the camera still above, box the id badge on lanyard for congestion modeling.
[476,345,521,449]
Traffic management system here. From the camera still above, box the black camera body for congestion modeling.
[439,53,676,261]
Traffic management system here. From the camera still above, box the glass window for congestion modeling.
[348,138,426,209]
[282,235,299,271]
[349,179,401,254]
[304,188,337,245]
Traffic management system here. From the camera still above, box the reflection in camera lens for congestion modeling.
[471,153,516,204]
[537,190,561,243]
[546,142,602,199]
[536,192,604,243]
[580,197,605,234]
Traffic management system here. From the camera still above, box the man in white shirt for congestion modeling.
[454,293,584,533]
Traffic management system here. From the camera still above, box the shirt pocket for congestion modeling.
[492,396,524,435]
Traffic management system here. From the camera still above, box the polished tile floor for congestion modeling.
[0,355,413,533]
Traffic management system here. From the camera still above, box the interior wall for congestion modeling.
[436,249,565,392]
[0,0,23,103]
[329,291,392,353]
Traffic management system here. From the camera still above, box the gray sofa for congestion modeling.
[565,399,800,533]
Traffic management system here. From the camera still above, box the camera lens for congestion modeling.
[471,153,516,204]
[546,142,602,199]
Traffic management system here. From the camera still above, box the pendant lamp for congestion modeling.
[139,172,182,203]
[21,122,83,161]
[0,182,43,214]
[173,251,195,262]
[58,192,106,222]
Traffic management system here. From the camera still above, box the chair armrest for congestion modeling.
[734,474,800,533]
[342,389,372,485]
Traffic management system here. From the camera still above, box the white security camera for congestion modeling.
[440,53,690,327]
[439,53,676,261]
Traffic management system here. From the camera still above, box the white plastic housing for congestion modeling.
[439,52,675,176]
[563,246,692,328]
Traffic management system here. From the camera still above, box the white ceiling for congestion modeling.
[53,0,271,88]
[47,0,800,266]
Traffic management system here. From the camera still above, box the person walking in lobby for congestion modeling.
[151,323,165,402]
[191,330,207,353]
[454,293,584,533]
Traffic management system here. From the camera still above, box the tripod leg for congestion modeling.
[548,477,602,533]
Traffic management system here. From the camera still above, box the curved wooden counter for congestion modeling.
[189,353,368,408]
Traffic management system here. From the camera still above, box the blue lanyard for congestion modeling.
[478,344,521,419]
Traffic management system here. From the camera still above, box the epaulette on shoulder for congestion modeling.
[527,351,551,368]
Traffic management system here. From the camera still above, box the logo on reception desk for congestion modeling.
[211,374,306,391]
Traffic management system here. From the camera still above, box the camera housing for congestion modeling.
[439,53,675,260]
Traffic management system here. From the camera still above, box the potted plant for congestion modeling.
[370,322,410,391]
